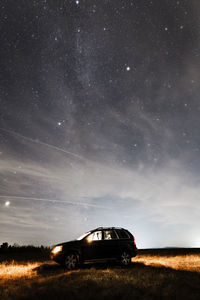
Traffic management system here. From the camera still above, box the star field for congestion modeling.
[0,0,200,247]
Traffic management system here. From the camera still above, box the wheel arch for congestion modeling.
[63,248,81,261]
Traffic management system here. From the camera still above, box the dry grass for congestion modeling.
[0,251,200,300]
[0,261,39,279]
[134,254,200,272]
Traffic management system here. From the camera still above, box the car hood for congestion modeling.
[54,240,81,248]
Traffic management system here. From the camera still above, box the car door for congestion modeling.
[82,230,103,260]
[115,229,131,256]
[102,229,119,259]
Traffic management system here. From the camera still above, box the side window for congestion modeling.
[104,230,118,240]
[116,229,129,239]
[87,231,102,242]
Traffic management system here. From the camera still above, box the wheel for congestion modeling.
[120,251,131,266]
[63,253,78,270]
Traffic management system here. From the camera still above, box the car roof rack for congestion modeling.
[93,227,124,231]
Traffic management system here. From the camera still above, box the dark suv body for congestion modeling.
[51,227,137,269]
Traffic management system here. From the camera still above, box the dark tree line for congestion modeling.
[0,242,50,255]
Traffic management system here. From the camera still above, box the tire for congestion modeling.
[63,253,78,270]
[120,250,131,267]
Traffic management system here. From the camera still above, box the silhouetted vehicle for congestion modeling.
[51,227,137,269]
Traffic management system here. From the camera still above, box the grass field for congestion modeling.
[0,249,200,300]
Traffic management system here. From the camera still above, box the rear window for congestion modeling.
[116,229,130,239]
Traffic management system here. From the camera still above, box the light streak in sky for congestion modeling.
[0,195,111,210]
[0,127,85,161]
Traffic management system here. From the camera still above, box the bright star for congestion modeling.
[5,201,10,207]
[126,66,130,71]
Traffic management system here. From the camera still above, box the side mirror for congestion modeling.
[84,236,93,243]
[83,236,89,243]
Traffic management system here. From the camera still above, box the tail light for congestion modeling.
[132,235,136,246]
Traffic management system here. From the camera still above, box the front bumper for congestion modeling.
[50,251,64,264]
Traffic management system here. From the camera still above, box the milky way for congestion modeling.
[0,0,200,247]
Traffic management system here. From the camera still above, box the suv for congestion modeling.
[51,227,137,269]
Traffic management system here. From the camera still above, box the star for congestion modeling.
[126,66,131,71]
[75,0,79,5]
[5,201,10,207]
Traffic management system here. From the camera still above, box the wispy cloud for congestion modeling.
[1,133,200,247]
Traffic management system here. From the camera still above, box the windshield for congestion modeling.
[76,232,90,240]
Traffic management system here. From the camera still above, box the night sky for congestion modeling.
[0,0,200,248]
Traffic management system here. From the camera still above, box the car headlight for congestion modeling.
[52,245,63,254]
